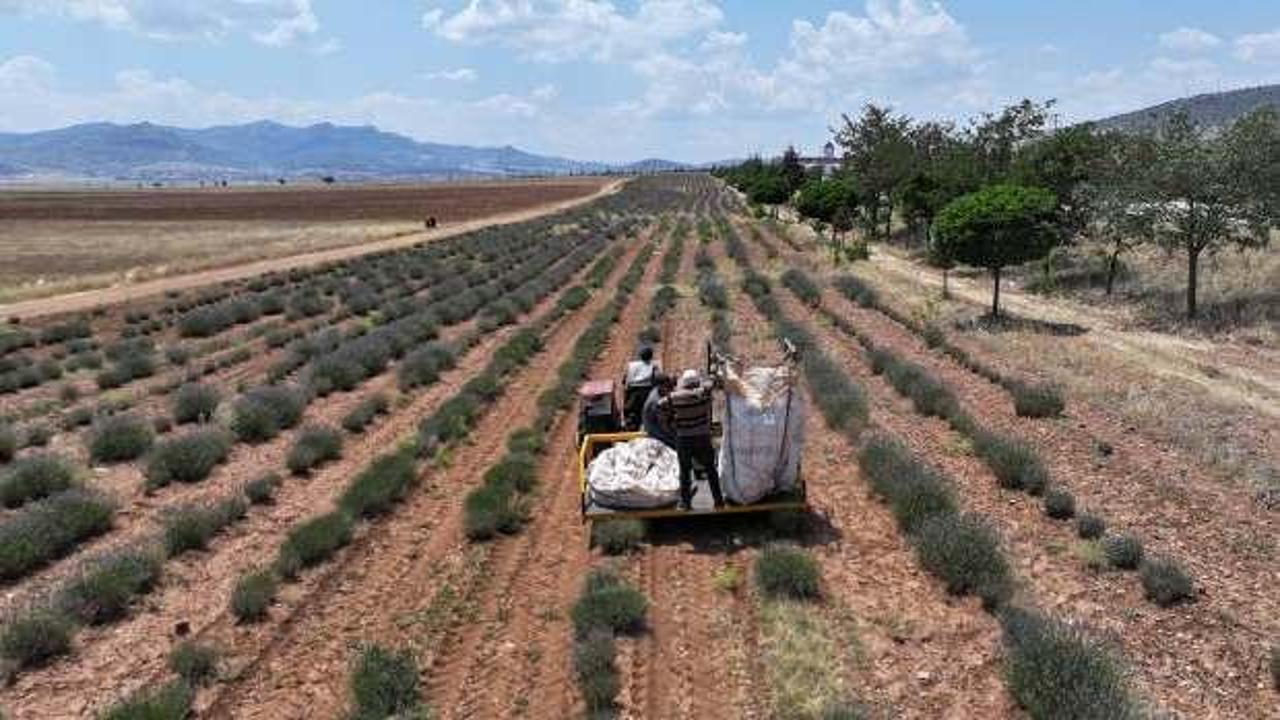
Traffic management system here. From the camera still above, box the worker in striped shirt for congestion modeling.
[659,369,725,510]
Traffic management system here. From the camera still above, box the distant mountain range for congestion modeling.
[0,120,692,181]
[1093,83,1279,132]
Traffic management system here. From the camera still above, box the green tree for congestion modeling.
[832,205,857,263]
[780,145,806,195]
[834,103,914,240]
[934,184,1060,317]
[1144,110,1276,318]
[748,172,791,210]
[925,229,958,298]
[795,174,858,261]
[795,174,858,225]
[970,99,1054,184]
[1078,131,1157,295]
[1014,123,1104,236]
[897,171,946,246]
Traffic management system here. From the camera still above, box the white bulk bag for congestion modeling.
[587,437,681,509]
[717,362,805,504]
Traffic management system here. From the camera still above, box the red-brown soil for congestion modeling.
[0,179,609,223]
[0,231,636,719]
[3,177,1275,719]
[721,225,1011,718]
[199,235,655,719]
[748,219,1280,719]
[0,179,618,320]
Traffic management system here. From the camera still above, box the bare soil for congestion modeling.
[0,226,633,719]
[750,220,1280,719]
[3,177,1276,719]
[0,179,609,222]
[0,178,618,316]
[200,236,654,719]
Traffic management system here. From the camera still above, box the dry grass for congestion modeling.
[0,219,417,303]
[1019,240,1280,341]
[0,178,609,304]
[760,600,849,719]
[825,240,1279,503]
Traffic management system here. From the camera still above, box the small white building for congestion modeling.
[798,142,841,175]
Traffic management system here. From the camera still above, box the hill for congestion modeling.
[1093,83,1279,132]
[0,120,689,181]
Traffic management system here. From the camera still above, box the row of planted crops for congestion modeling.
[722,213,1215,717]
[0,176,703,716]
[3,172,1263,718]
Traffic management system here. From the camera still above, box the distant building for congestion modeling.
[797,142,842,175]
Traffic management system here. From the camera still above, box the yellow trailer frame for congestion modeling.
[578,431,807,521]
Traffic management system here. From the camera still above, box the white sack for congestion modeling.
[587,437,681,509]
[717,363,805,504]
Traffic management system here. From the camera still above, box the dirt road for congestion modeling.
[0,179,623,321]
[870,248,1280,420]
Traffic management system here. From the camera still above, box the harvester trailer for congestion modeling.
[577,339,808,521]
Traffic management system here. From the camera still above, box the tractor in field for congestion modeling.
[577,340,807,520]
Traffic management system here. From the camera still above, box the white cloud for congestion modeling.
[473,93,537,117]
[0,55,57,93]
[700,29,746,52]
[0,0,319,45]
[0,54,586,155]
[1235,29,1280,63]
[421,0,722,62]
[1158,27,1221,52]
[1149,55,1220,85]
[425,67,478,82]
[472,84,557,117]
[617,0,982,119]
[1074,67,1123,92]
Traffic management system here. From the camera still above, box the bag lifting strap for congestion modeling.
[774,383,795,484]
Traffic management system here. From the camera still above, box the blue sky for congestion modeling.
[1,1,1278,162]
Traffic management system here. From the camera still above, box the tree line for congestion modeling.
[716,99,1278,318]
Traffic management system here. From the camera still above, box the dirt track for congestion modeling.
[749,220,1280,718]
[421,231,663,720]
[870,248,1280,420]
[0,179,621,321]
[3,176,1274,718]
[726,223,1010,717]
[201,232,654,719]
[0,225,627,719]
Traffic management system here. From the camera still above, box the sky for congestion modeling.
[0,1,1278,163]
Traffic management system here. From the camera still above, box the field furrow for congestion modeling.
[202,234,653,719]
[750,220,1280,717]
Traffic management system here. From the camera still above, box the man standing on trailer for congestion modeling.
[642,373,677,449]
[660,369,725,511]
[622,346,659,431]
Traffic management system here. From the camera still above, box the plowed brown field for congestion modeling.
[1,174,1274,719]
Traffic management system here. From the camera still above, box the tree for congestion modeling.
[1010,122,1109,287]
[748,173,791,209]
[925,233,957,298]
[834,103,914,240]
[933,184,1060,317]
[1077,131,1157,295]
[795,174,859,262]
[1144,110,1276,319]
[795,174,857,225]
[969,99,1054,184]
[1014,123,1103,235]
[896,171,946,246]
[780,146,806,195]
[832,205,857,263]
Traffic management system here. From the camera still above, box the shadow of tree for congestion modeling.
[953,312,1088,337]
